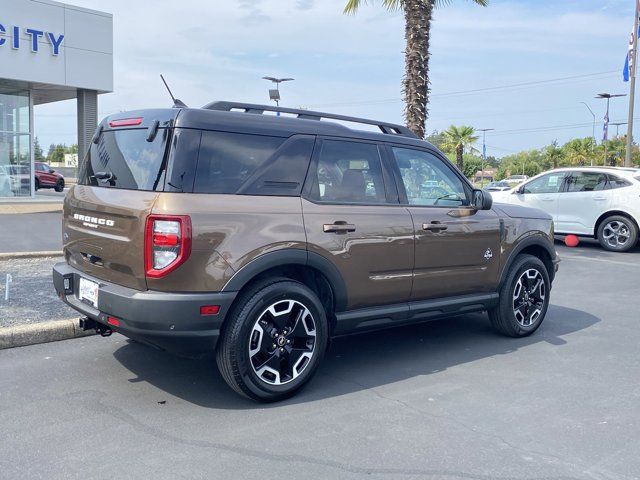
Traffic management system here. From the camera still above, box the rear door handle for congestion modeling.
[422,222,448,232]
[323,222,356,233]
[541,197,555,202]
[593,196,607,201]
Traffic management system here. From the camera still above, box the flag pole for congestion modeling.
[625,1,639,167]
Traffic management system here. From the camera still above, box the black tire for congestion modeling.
[597,215,638,252]
[34,179,40,191]
[54,180,65,192]
[216,278,329,402]
[488,254,550,338]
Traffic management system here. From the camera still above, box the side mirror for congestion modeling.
[49,169,55,174]
[472,189,493,210]
[514,185,524,194]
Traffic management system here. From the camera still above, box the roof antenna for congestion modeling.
[160,74,188,108]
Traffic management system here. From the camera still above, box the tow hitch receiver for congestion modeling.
[79,316,112,337]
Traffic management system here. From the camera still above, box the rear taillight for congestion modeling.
[145,215,192,278]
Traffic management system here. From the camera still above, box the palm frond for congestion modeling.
[436,0,488,7]
[343,0,403,14]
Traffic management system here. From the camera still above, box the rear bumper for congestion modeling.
[53,262,236,355]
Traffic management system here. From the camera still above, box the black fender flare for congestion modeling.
[221,249,348,312]
[499,234,557,289]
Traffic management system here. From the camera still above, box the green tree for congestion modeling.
[33,137,45,162]
[344,0,488,138]
[46,144,66,164]
[442,125,478,171]
[545,140,563,169]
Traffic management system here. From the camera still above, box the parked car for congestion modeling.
[485,180,512,192]
[4,164,31,195]
[34,162,65,192]
[53,102,559,402]
[0,165,12,196]
[504,175,529,186]
[491,167,640,252]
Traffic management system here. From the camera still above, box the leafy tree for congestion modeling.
[33,137,45,162]
[344,0,488,138]
[545,140,562,169]
[442,125,478,171]
[46,144,67,164]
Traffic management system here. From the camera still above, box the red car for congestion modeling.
[35,162,65,192]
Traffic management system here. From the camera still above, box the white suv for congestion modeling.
[491,167,640,252]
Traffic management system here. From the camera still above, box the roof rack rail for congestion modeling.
[203,101,418,138]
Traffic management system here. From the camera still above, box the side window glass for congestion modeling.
[607,174,632,189]
[566,172,609,192]
[193,131,285,194]
[311,140,387,204]
[391,147,468,206]
[522,173,565,194]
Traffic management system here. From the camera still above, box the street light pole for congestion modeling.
[611,122,628,138]
[262,76,295,108]
[625,1,639,167]
[477,128,494,187]
[596,93,626,166]
[580,102,596,166]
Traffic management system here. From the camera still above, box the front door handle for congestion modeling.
[422,222,448,232]
[323,222,356,233]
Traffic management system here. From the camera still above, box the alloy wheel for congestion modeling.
[248,299,316,386]
[602,220,631,249]
[512,268,546,327]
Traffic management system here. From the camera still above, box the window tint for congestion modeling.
[391,147,468,206]
[522,172,565,194]
[193,131,284,194]
[238,136,314,196]
[310,140,386,203]
[607,174,632,189]
[565,172,609,192]
[79,128,170,191]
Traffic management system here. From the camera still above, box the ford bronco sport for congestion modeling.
[53,102,559,402]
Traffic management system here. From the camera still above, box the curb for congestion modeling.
[0,318,95,350]
[0,251,63,260]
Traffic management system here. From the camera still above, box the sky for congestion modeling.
[34,0,638,159]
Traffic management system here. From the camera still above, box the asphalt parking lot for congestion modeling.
[1,242,639,480]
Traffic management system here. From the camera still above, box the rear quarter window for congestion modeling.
[193,131,285,194]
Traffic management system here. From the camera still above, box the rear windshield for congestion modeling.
[79,128,170,191]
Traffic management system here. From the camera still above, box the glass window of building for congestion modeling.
[0,88,31,197]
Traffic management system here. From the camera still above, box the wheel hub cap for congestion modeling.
[248,299,316,386]
[512,268,546,327]
[602,221,630,248]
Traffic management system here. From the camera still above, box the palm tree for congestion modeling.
[344,0,488,139]
[442,125,478,171]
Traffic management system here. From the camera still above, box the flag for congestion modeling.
[482,143,487,161]
[603,110,609,142]
[623,2,640,82]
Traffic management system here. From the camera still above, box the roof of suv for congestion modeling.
[548,166,640,178]
[104,103,438,151]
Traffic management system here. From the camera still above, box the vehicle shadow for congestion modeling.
[112,304,599,409]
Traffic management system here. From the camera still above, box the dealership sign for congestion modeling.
[0,23,64,56]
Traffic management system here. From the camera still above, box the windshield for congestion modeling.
[78,128,170,190]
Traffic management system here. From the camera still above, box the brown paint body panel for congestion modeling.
[302,198,414,310]
[63,185,158,291]
[409,207,502,299]
[147,193,307,292]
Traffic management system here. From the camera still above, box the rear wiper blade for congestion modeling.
[91,172,117,181]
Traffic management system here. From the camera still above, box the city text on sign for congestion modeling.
[0,23,65,55]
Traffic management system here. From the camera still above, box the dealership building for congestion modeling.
[0,0,113,198]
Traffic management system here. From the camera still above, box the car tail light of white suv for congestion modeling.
[145,214,192,278]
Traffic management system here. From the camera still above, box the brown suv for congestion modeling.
[53,102,559,402]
